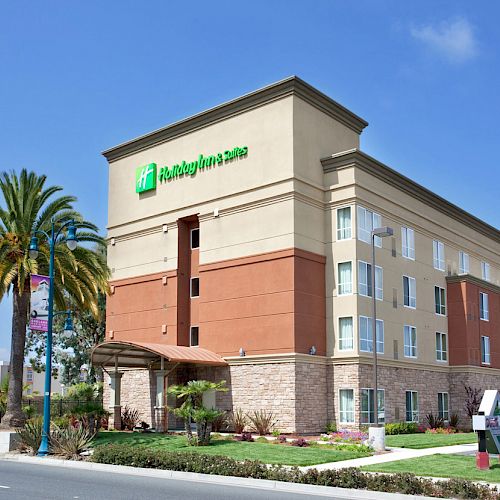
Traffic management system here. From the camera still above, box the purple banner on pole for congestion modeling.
[29,274,50,332]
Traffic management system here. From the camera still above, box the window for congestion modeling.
[338,317,354,351]
[359,316,384,353]
[405,391,419,422]
[357,206,382,247]
[190,277,200,298]
[436,332,448,362]
[434,286,446,315]
[190,326,199,347]
[361,389,385,424]
[404,325,417,358]
[480,292,489,321]
[339,389,354,423]
[337,207,352,240]
[358,261,383,300]
[482,262,491,282]
[481,336,490,364]
[433,240,445,271]
[401,227,415,260]
[438,392,449,421]
[337,262,352,295]
[403,276,416,308]
[190,228,200,249]
[26,386,32,395]
[26,370,33,382]
[459,251,469,274]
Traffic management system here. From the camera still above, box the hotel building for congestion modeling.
[94,77,500,433]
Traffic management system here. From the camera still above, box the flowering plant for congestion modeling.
[328,430,368,444]
[425,427,456,434]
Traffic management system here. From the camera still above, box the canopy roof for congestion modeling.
[91,341,227,369]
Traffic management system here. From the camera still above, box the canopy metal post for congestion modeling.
[109,355,123,430]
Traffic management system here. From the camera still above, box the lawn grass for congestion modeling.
[385,432,476,449]
[92,432,371,466]
[362,454,500,483]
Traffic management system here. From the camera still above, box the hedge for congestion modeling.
[92,445,499,499]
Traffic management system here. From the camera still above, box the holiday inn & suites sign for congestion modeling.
[135,145,248,193]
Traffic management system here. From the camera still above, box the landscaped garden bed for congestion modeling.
[92,431,372,466]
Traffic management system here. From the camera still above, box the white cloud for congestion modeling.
[411,17,478,63]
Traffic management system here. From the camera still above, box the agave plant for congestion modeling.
[50,424,95,458]
[15,416,43,455]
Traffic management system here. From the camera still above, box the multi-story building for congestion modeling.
[0,361,62,396]
[95,77,500,433]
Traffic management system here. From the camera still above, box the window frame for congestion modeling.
[360,388,385,424]
[337,261,353,296]
[359,316,384,354]
[357,206,382,247]
[403,275,417,309]
[481,335,491,365]
[190,228,200,249]
[339,388,355,424]
[336,206,352,241]
[404,325,418,358]
[190,277,200,298]
[459,251,469,275]
[480,292,489,321]
[338,316,354,351]
[190,325,199,347]
[405,390,419,422]
[433,240,445,271]
[435,332,448,362]
[358,261,383,301]
[434,286,446,316]
[438,392,449,421]
[482,262,491,282]
[401,226,415,260]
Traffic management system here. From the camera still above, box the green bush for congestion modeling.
[385,422,419,435]
[324,422,337,433]
[92,445,498,499]
[15,416,43,455]
[50,424,95,458]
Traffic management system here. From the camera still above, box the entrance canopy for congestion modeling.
[91,340,227,369]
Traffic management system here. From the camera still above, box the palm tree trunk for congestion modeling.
[0,286,29,429]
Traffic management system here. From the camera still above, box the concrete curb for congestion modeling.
[0,454,437,500]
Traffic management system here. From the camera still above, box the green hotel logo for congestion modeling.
[136,163,157,193]
[135,145,248,193]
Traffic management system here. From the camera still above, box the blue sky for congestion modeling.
[0,1,499,359]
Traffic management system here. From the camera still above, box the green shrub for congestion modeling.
[15,416,43,455]
[324,422,337,433]
[255,436,269,443]
[91,445,498,499]
[385,422,418,435]
[52,416,70,428]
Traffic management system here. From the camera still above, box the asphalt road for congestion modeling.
[0,460,346,500]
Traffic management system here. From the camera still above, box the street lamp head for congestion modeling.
[63,312,74,336]
[66,224,78,251]
[28,235,39,260]
[372,226,394,238]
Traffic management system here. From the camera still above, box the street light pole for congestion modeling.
[29,217,77,456]
[369,226,393,452]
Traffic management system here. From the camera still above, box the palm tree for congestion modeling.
[0,169,109,429]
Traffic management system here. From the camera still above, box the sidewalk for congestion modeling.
[302,443,478,471]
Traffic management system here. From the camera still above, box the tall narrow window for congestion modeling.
[481,336,490,364]
[482,262,491,282]
[436,332,448,362]
[401,227,415,260]
[339,389,354,423]
[438,393,449,420]
[433,240,445,271]
[359,316,384,354]
[480,292,489,321]
[357,206,382,247]
[337,262,352,295]
[403,276,416,308]
[190,277,200,298]
[337,207,352,240]
[190,326,199,347]
[459,251,469,274]
[338,317,353,351]
[358,262,383,300]
[360,389,385,424]
[404,325,417,358]
[405,391,419,422]
[434,286,446,315]
[190,228,200,249]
